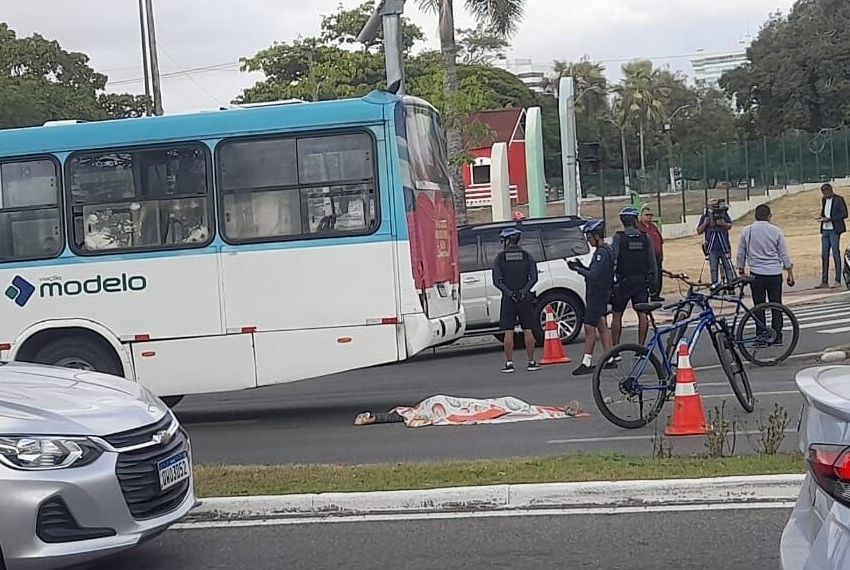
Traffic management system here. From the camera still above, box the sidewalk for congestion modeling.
[185,475,803,524]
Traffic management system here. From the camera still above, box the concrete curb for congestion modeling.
[821,350,848,363]
[186,474,805,523]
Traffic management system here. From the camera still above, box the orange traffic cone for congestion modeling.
[665,342,709,436]
[541,305,570,365]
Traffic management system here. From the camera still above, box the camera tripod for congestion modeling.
[700,223,736,285]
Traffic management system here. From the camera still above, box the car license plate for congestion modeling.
[158,451,190,492]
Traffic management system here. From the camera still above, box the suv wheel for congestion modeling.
[537,292,583,345]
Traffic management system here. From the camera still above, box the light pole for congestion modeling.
[357,0,406,94]
[139,0,163,115]
[604,117,631,197]
[662,105,690,194]
[137,0,152,115]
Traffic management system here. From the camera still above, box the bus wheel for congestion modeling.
[32,336,123,377]
[160,396,185,408]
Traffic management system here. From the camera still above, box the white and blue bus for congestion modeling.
[0,91,464,403]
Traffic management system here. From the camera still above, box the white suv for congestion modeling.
[458,217,592,345]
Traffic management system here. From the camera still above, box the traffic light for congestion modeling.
[579,143,602,173]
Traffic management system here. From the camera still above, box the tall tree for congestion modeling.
[613,60,671,187]
[0,23,148,128]
[456,24,509,65]
[417,0,526,224]
[548,60,609,141]
[720,0,850,135]
[238,3,534,168]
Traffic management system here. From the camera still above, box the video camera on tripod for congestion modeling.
[706,199,730,225]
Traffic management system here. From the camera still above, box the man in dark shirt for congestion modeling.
[492,227,540,373]
[569,219,615,376]
[817,183,848,288]
[611,207,657,346]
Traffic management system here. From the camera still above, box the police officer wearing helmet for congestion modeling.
[611,207,658,346]
[492,226,540,373]
[568,219,615,376]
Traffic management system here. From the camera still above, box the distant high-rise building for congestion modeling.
[495,58,548,93]
[690,38,751,87]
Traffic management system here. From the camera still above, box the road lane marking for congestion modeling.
[818,325,850,334]
[547,428,798,445]
[688,351,820,374]
[173,502,796,529]
[703,390,799,399]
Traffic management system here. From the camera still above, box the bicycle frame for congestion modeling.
[623,299,718,394]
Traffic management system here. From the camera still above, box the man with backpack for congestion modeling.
[610,207,657,346]
[492,227,540,373]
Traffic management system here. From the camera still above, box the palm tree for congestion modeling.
[614,60,671,188]
[418,0,526,225]
[549,60,609,117]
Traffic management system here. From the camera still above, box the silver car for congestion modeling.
[781,365,850,570]
[0,362,194,570]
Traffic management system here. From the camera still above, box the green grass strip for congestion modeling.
[194,453,805,497]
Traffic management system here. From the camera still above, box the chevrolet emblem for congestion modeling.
[153,429,173,445]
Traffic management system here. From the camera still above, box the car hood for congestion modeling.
[0,362,168,437]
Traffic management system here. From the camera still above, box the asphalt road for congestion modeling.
[79,508,791,570]
[174,296,849,465]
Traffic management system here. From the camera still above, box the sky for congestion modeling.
[0,0,797,114]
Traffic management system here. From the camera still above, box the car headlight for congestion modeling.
[0,437,102,470]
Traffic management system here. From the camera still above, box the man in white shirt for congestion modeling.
[817,183,848,289]
[737,205,795,343]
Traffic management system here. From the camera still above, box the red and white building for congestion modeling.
[462,108,529,208]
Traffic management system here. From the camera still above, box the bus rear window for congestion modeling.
[404,106,452,191]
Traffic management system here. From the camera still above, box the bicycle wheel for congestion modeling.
[711,327,754,413]
[735,302,799,366]
[593,343,670,429]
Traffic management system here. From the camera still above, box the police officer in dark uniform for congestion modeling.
[568,219,616,376]
[611,207,657,346]
[492,227,540,373]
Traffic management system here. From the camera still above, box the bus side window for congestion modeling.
[67,145,212,254]
[0,158,62,262]
[217,132,378,243]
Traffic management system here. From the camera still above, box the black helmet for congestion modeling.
[500,227,522,245]
[582,219,605,238]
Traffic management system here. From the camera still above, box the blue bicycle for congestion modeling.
[592,273,754,429]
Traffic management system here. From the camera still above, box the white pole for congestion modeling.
[559,77,578,216]
[490,142,511,222]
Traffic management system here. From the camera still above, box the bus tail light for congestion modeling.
[241,327,257,334]
[366,318,398,325]
[0,343,10,351]
[808,444,850,507]
[134,334,150,342]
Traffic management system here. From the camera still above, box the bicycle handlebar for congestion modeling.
[662,269,753,294]
[661,270,710,290]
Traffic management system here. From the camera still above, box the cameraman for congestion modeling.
[697,198,734,284]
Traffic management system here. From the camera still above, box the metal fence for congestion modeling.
[577,128,850,227]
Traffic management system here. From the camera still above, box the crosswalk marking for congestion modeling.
[733,299,850,335]
[642,298,850,336]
